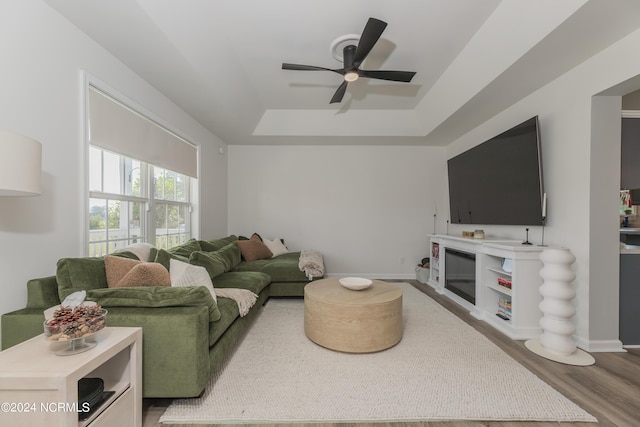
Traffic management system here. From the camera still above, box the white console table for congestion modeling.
[428,235,544,340]
[0,327,142,427]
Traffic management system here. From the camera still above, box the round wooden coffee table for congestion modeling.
[304,278,403,353]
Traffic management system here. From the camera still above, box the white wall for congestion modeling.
[228,145,446,278]
[443,26,640,351]
[0,0,227,346]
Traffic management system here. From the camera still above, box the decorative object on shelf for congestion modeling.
[524,247,595,366]
[473,229,485,239]
[339,277,372,291]
[522,227,532,245]
[431,242,440,259]
[44,296,107,356]
[497,297,512,320]
[501,258,513,273]
[497,277,512,289]
[462,231,474,238]
[0,129,42,196]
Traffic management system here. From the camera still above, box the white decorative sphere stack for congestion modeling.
[524,246,595,365]
[537,247,577,355]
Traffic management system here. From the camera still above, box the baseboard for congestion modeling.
[574,336,626,353]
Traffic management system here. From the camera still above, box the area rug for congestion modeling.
[160,282,597,424]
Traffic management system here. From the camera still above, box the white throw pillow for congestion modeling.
[169,258,216,301]
[262,238,289,257]
[116,242,155,261]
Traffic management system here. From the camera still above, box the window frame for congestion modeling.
[87,147,193,256]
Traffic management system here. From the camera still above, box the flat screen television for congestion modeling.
[447,116,545,226]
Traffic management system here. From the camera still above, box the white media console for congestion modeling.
[428,234,544,340]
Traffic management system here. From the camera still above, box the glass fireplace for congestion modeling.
[444,248,476,305]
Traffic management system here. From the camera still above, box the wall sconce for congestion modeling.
[0,130,42,196]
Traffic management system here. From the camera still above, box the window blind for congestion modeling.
[88,87,198,178]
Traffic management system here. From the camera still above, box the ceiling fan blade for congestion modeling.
[282,63,344,75]
[330,81,348,104]
[359,69,416,82]
[353,18,387,68]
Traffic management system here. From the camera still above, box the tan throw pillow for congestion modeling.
[236,234,273,262]
[104,255,170,288]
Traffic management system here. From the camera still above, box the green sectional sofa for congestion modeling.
[1,235,319,398]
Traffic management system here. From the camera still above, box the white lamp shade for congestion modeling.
[0,130,42,196]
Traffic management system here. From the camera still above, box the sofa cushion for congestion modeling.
[217,242,242,269]
[56,257,109,300]
[189,242,242,279]
[85,285,221,322]
[232,251,309,282]
[166,238,202,258]
[206,271,270,347]
[189,251,226,279]
[208,297,240,347]
[170,258,216,301]
[213,271,271,295]
[236,234,273,262]
[26,276,61,308]
[199,235,238,252]
[153,248,189,271]
[104,256,171,288]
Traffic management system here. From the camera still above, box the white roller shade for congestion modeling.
[89,87,198,178]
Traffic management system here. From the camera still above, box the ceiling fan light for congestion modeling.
[344,71,359,82]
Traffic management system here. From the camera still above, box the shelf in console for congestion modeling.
[486,266,512,277]
[486,282,512,296]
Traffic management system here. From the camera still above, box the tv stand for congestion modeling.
[428,235,543,340]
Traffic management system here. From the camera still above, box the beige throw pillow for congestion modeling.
[169,258,216,301]
[262,238,288,257]
[115,242,155,261]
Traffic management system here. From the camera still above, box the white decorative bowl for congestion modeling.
[339,277,372,291]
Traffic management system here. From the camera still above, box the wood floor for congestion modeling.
[142,280,640,427]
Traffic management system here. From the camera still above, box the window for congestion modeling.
[88,148,192,256]
[86,84,197,257]
[153,166,191,250]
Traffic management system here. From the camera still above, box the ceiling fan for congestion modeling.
[282,17,416,104]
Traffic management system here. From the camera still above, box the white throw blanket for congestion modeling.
[214,288,258,317]
[298,249,325,279]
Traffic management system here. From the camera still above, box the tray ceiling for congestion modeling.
[44,0,640,145]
